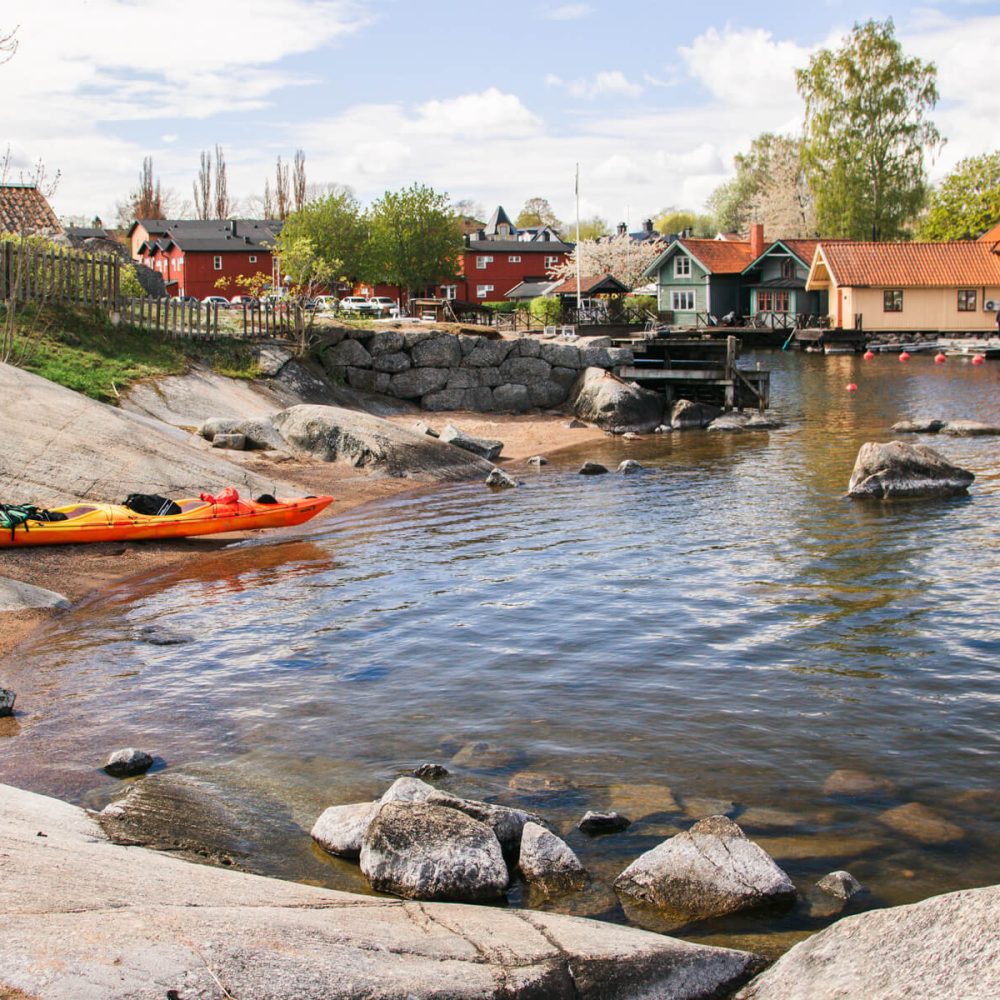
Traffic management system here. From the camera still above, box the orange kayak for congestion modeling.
[0,495,334,547]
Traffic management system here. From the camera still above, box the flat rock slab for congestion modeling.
[847,440,974,499]
[0,576,70,613]
[1,783,762,999]
[736,884,1000,1000]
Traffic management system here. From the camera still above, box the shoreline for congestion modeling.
[0,410,605,661]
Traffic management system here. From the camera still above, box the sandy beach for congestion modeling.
[0,411,604,660]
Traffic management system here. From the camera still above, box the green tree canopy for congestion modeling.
[516,197,562,230]
[918,151,1000,241]
[364,183,462,295]
[796,18,940,240]
[654,209,715,238]
[575,215,610,241]
[278,189,367,281]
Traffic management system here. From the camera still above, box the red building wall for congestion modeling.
[451,248,569,302]
[138,246,274,299]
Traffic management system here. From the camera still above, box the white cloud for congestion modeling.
[415,89,542,137]
[551,70,644,100]
[543,4,592,20]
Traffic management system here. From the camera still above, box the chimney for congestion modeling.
[229,220,238,237]
[643,219,653,234]
[476,228,485,241]
[617,222,628,236]
[750,222,764,258]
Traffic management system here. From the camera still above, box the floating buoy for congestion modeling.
[899,351,911,362]
[863,350,875,360]
[934,352,947,364]
[972,354,985,366]
[846,383,858,392]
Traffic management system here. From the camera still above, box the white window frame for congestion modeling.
[476,255,493,269]
[674,255,691,277]
[440,284,457,300]
[476,284,494,298]
[508,255,521,263]
[248,255,257,264]
[213,255,223,271]
[544,255,559,269]
[671,289,695,311]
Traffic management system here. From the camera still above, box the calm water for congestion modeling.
[2,350,999,955]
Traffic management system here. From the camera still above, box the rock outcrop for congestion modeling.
[736,885,1000,1000]
[0,576,70,613]
[847,441,975,499]
[272,404,494,481]
[569,367,664,432]
[614,816,796,922]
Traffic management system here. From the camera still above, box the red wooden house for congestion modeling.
[130,219,282,299]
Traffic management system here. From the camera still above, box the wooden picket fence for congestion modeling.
[116,297,304,342]
[1,241,120,306]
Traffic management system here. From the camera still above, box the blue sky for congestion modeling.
[3,1,999,226]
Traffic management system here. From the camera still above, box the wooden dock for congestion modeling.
[613,334,770,411]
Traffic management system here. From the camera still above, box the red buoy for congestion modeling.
[899,351,911,362]
[863,350,875,360]
[846,383,858,392]
[934,352,947,364]
[972,354,985,366]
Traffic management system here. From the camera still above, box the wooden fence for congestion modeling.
[117,297,304,342]
[1,242,120,307]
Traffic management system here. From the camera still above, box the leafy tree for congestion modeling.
[918,150,1000,241]
[575,215,610,241]
[796,18,940,240]
[452,198,484,224]
[278,189,367,283]
[530,296,561,326]
[364,183,462,297]
[516,197,561,230]
[654,209,714,237]
[706,179,747,235]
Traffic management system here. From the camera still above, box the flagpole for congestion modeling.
[575,163,582,312]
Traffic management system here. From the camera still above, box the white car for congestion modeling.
[338,295,378,315]
[202,295,230,308]
[313,295,339,312]
[369,296,401,318]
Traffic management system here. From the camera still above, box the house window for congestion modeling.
[957,289,977,312]
[671,290,695,311]
[476,255,493,269]
[544,255,559,269]
[178,256,184,266]
[213,256,223,271]
[780,258,795,280]
[440,285,457,300]
[758,290,790,312]
[883,289,903,312]
[476,284,494,298]
[248,255,257,264]
[508,255,521,263]
[674,256,691,277]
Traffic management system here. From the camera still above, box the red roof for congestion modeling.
[546,273,628,295]
[978,221,1000,244]
[816,241,1000,288]
[679,238,756,274]
[0,184,62,235]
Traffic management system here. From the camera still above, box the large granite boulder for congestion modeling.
[569,368,664,432]
[847,441,975,499]
[736,884,1000,1000]
[198,416,285,451]
[424,789,542,851]
[671,399,723,429]
[359,801,509,902]
[518,821,586,886]
[614,816,796,922]
[272,404,493,481]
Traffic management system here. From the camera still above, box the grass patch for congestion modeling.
[2,303,261,402]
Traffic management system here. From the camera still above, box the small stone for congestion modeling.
[578,461,609,476]
[211,433,246,450]
[413,421,439,438]
[816,870,865,900]
[103,748,154,778]
[526,455,548,466]
[412,763,449,779]
[618,460,644,474]
[563,419,587,429]
[0,688,15,717]
[310,801,380,858]
[654,424,673,433]
[622,432,639,440]
[878,802,965,844]
[578,810,631,835]
[485,468,519,489]
[823,769,897,798]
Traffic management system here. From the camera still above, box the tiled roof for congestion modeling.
[817,241,1000,287]
[679,238,756,274]
[0,184,62,235]
[978,221,1000,244]
[546,273,629,296]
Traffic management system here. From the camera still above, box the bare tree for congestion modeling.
[262,179,275,219]
[274,156,290,220]
[193,150,212,219]
[0,25,17,65]
[292,149,306,212]
[135,157,164,219]
[214,144,230,219]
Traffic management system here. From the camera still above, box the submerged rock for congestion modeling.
[847,441,975,499]
[518,821,586,887]
[359,801,508,902]
[607,783,679,820]
[526,455,548,466]
[579,810,631,835]
[618,459,644,473]
[103,748,154,779]
[877,802,965,844]
[411,763,449,779]
[485,468,519,489]
[891,418,944,434]
[736,885,1000,1000]
[940,419,1000,437]
[614,816,796,922]
[823,768,897,799]
[816,869,865,901]
[579,461,609,476]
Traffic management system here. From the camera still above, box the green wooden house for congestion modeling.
[741,239,828,324]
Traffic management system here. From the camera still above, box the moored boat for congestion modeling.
[0,492,334,547]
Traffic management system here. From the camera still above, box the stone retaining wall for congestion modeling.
[316,327,634,413]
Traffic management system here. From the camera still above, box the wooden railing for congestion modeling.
[1,241,120,307]
[116,298,305,342]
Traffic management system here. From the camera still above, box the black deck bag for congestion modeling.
[122,493,182,516]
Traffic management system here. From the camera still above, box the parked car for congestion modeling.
[230,294,257,307]
[338,295,378,315]
[202,295,230,308]
[313,295,339,312]
[369,296,401,318]
[178,295,199,304]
